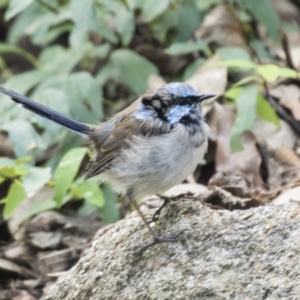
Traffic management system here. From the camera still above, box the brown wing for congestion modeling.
[84,100,173,179]
[84,118,131,179]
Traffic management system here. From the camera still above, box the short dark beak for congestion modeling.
[197,94,215,102]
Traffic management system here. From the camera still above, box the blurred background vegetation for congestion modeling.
[1,0,300,298]
[1,0,300,223]
[1,0,300,221]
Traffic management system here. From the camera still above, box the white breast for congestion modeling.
[99,124,209,198]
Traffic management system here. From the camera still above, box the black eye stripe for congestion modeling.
[141,94,200,123]
[143,95,198,107]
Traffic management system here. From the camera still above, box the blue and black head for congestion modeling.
[135,83,214,127]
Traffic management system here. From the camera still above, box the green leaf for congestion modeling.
[216,59,256,69]
[217,47,251,61]
[0,0,9,8]
[0,176,5,184]
[279,68,298,79]
[0,157,29,178]
[16,157,32,165]
[177,0,201,41]
[166,39,210,56]
[41,23,73,46]
[250,39,274,61]
[233,75,262,87]
[1,120,45,161]
[0,71,48,123]
[7,3,44,43]
[64,72,103,122]
[194,0,222,11]
[89,19,118,45]
[22,167,51,195]
[0,157,15,167]
[94,44,111,59]
[99,185,119,224]
[0,165,27,178]
[77,200,98,216]
[256,94,280,127]
[0,70,48,111]
[18,197,56,224]
[225,87,243,100]
[71,0,118,46]
[3,180,27,220]
[150,9,177,42]
[97,49,159,95]
[257,64,280,82]
[54,147,87,207]
[30,13,53,45]
[141,0,169,22]
[126,0,143,10]
[39,44,92,74]
[5,0,34,20]
[238,0,280,41]
[45,133,82,170]
[231,85,258,152]
[30,88,70,139]
[74,181,105,207]
[71,0,93,31]
[115,4,135,46]
[183,58,205,81]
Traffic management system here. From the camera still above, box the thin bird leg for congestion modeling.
[128,194,158,239]
[127,193,186,255]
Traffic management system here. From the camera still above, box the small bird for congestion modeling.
[0,83,214,252]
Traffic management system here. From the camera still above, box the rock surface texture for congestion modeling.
[42,199,300,300]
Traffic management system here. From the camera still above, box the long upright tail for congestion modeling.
[0,86,91,136]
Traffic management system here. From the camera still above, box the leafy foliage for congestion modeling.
[0,147,104,221]
[0,0,297,223]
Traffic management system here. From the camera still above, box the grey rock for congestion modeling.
[42,200,300,300]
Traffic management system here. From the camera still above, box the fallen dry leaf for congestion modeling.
[163,183,208,197]
[208,171,253,198]
[272,0,300,23]
[196,4,248,50]
[274,146,300,167]
[0,258,35,278]
[38,249,79,277]
[201,185,263,210]
[208,103,264,187]
[186,55,227,115]
[272,185,300,205]
[251,118,297,150]
[203,103,272,208]
[142,183,209,213]
[12,290,38,300]
[147,74,166,90]
[259,0,300,69]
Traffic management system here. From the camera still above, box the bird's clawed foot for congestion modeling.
[136,229,186,256]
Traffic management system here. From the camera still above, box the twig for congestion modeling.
[268,96,300,135]
[281,29,297,70]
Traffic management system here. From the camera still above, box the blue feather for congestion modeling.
[163,83,199,98]
[134,104,156,120]
[167,105,193,124]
